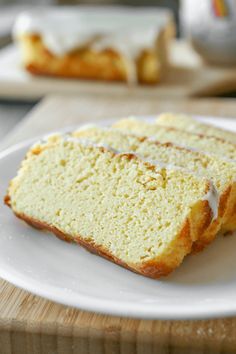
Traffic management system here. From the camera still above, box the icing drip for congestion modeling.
[202,182,219,221]
[13,8,170,56]
[148,158,219,221]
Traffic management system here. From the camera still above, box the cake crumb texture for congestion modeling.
[73,126,236,250]
[156,113,236,144]
[5,137,214,278]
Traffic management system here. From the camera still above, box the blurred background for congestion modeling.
[1,0,236,142]
[0,0,180,47]
[0,0,179,141]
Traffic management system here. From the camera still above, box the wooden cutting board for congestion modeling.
[1,94,236,354]
[1,41,236,100]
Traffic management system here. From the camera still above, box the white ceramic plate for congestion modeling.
[0,115,236,320]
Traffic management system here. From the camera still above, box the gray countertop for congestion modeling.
[0,20,35,146]
[0,100,35,144]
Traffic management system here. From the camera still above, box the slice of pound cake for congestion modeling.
[156,113,236,144]
[73,126,236,250]
[113,117,236,232]
[4,136,216,278]
[113,117,236,160]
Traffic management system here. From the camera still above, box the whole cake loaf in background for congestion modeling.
[13,7,175,84]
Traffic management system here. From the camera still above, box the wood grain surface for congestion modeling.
[1,95,236,354]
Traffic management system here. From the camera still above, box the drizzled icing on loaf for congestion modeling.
[13,8,171,83]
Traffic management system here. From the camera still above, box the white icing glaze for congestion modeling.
[75,123,100,132]
[34,133,119,157]
[75,124,115,135]
[35,131,219,221]
[13,7,171,83]
[202,182,219,221]
[13,7,170,56]
[49,133,119,153]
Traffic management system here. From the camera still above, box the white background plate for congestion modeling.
[0,115,236,320]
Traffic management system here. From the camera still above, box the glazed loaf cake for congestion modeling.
[156,113,236,144]
[73,126,236,250]
[5,136,216,278]
[113,118,236,232]
[16,34,163,84]
[13,8,174,84]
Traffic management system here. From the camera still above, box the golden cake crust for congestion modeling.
[4,185,214,279]
[3,206,190,278]
[221,183,236,232]
[4,138,216,279]
[19,34,162,84]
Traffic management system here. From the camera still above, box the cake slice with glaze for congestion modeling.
[73,125,236,250]
[156,113,236,144]
[4,135,216,278]
[113,117,236,160]
[112,117,236,232]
